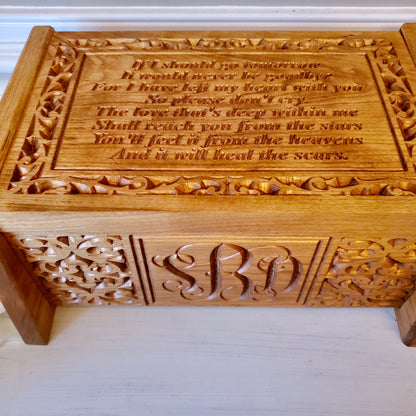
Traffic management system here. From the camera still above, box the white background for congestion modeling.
[1,306,416,416]
[1,4,416,415]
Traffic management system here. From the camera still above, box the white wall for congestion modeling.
[1,2,416,73]
[1,0,416,5]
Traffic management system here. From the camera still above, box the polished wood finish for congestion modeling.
[1,25,416,344]
[0,233,55,344]
[395,23,416,347]
[401,23,416,64]
[0,26,54,174]
[4,28,416,197]
[396,289,416,347]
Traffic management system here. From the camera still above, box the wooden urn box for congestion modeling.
[1,25,416,345]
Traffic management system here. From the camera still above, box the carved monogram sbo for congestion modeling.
[7,35,416,196]
[151,243,302,302]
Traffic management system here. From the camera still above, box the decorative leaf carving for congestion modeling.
[8,34,416,195]
[313,238,416,307]
[9,235,139,305]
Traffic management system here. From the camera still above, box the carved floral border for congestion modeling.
[7,34,416,196]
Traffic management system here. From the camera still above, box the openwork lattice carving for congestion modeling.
[7,34,416,195]
[312,238,416,307]
[9,235,139,305]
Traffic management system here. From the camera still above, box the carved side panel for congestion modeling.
[311,238,416,307]
[136,238,324,306]
[8,235,141,305]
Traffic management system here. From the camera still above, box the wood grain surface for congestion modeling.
[0,233,55,344]
[1,21,416,416]
[0,27,54,174]
[2,28,416,200]
[1,26,416,344]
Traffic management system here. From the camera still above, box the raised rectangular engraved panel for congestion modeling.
[55,52,401,172]
[135,237,325,306]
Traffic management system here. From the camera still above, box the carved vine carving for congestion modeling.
[9,235,139,305]
[312,238,416,307]
[8,35,416,195]
[10,44,79,191]
[152,243,302,302]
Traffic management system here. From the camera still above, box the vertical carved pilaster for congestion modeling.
[0,233,55,344]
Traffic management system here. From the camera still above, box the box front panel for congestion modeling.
[6,233,416,308]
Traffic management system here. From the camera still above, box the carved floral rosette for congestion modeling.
[7,34,416,196]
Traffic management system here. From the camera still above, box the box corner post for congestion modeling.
[0,233,55,345]
[395,289,416,347]
[400,23,416,64]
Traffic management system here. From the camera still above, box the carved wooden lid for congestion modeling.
[1,27,416,205]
